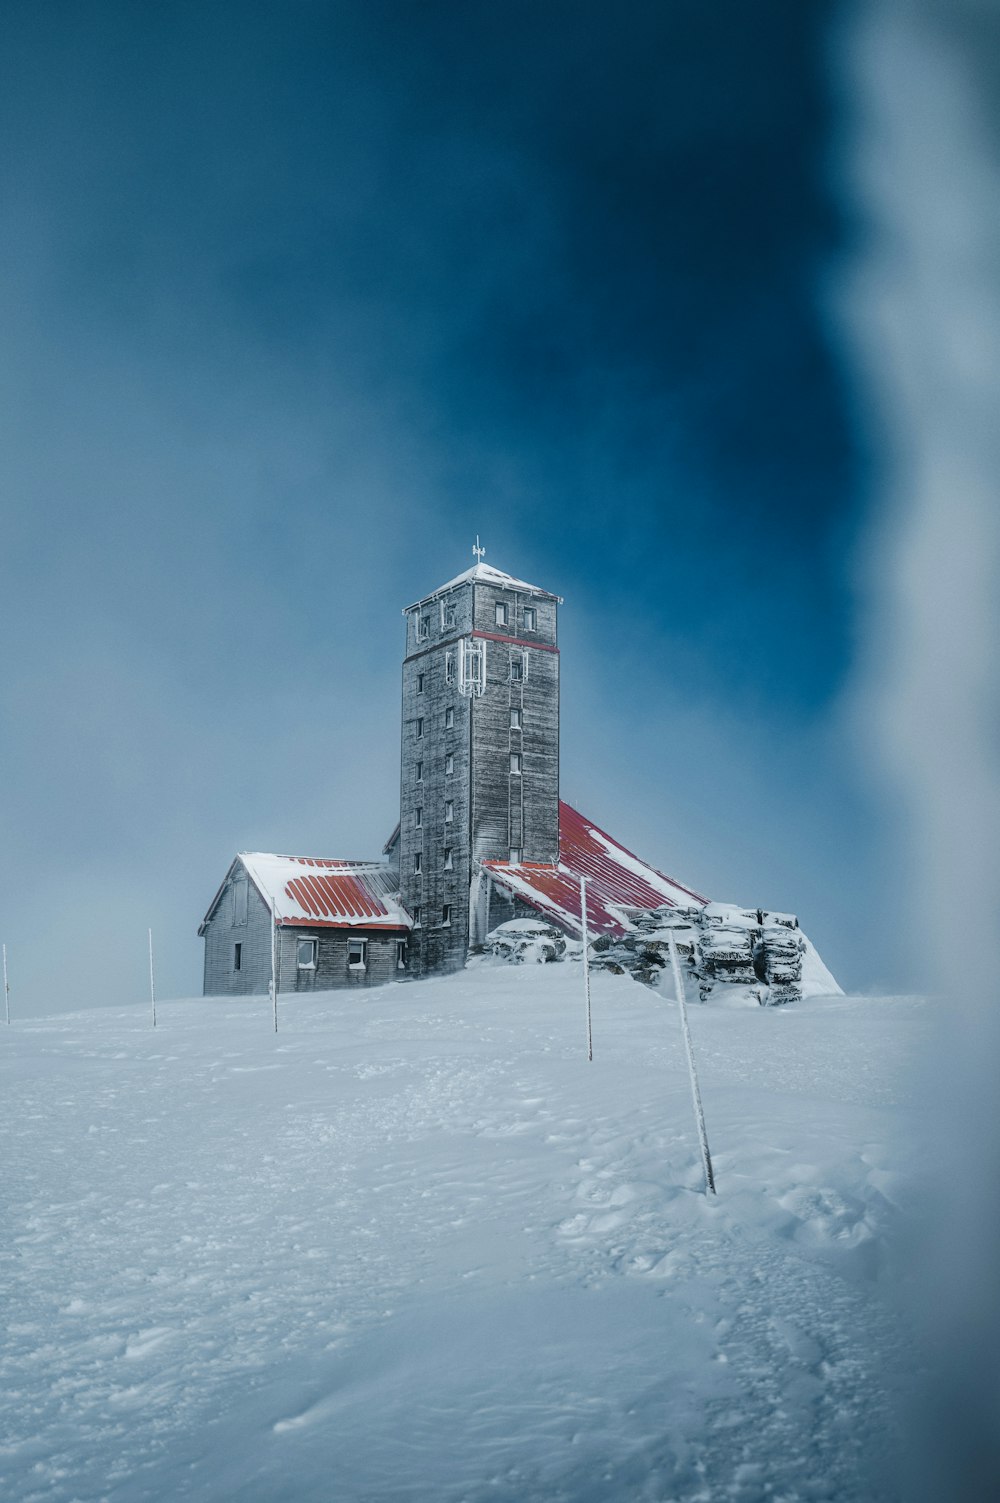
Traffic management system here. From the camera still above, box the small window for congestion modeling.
[510,752,522,774]
[417,672,425,693]
[413,906,422,928]
[523,606,537,631]
[445,707,454,729]
[415,807,422,828]
[510,654,524,682]
[415,717,424,738]
[417,614,430,641]
[297,938,318,970]
[396,939,407,969]
[415,760,423,782]
[495,602,508,627]
[232,879,248,926]
[443,601,457,628]
[443,847,453,870]
[442,904,453,926]
[445,752,454,776]
[510,708,522,730]
[509,847,522,864]
[414,851,422,874]
[445,799,454,822]
[445,650,456,685]
[233,942,242,971]
[348,937,368,969]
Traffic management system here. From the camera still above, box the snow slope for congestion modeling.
[0,967,926,1502]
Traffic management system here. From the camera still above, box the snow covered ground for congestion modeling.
[1,966,928,1502]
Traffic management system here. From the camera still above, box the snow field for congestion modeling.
[0,968,927,1501]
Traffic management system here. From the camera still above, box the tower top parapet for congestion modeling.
[404,561,563,613]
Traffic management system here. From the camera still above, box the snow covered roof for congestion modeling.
[482,802,708,938]
[215,854,411,932]
[405,561,562,611]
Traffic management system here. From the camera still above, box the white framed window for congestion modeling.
[412,906,422,928]
[415,807,422,828]
[415,717,424,738]
[396,939,407,969]
[510,752,522,774]
[459,640,485,697]
[442,904,453,926]
[234,942,242,971]
[509,847,522,864]
[443,847,453,870]
[495,602,508,627]
[445,707,454,729]
[416,760,423,781]
[297,938,318,970]
[418,614,430,640]
[445,752,454,775]
[445,799,454,822]
[523,606,537,631]
[510,707,522,730]
[414,851,422,874]
[445,650,456,685]
[417,672,425,692]
[442,600,457,629]
[509,652,526,682]
[348,937,368,969]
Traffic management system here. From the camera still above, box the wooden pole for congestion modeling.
[3,943,9,1025]
[580,877,593,1061]
[667,935,716,1195]
[148,928,156,1028]
[270,902,278,1033]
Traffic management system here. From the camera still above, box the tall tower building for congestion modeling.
[398,555,563,975]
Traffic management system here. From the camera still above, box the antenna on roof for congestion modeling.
[472,536,486,564]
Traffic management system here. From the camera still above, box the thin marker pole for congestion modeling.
[580,877,593,1061]
[148,928,156,1028]
[3,944,9,1025]
[269,903,278,1033]
[667,935,716,1195]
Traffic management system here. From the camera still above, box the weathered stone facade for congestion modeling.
[398,566,562,977]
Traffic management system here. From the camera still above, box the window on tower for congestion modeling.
[417,614,430,641]
[442,904,453,926]
[414,851,422,874]
[445,650,456,684]
[510,752,522,774]
[445,707,454,729]
[415,760,423,781]
[495,602,508,627]
[443,601,457,628]
[510,653,525,682]
[415,717,424,738]
[523,606,537,631]
[417,672,425,692]
[443,847,453,870]
[509,847,522,864]
[413,906,422,927]
[510,707,522,730]
[444,800,454,822]
[445,752,454,775]
[415,807,422,828]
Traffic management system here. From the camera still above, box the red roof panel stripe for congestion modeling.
[284,872,390,922]
[482,801,708,938]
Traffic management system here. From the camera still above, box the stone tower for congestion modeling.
[398,557,563,975]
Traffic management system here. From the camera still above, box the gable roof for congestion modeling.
[481,802,707,938]
[202,854,412,933]
[405,561,563,610]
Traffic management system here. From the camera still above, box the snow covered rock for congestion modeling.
[486,919,568,965]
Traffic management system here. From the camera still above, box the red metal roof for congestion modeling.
[239,854,411,931]
[482,802,707,938]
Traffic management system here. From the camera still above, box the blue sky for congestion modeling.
[0,1,909,1007]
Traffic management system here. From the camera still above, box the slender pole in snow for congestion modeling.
[148,928,156,1028]
[269,903,278,1034]
[3,944,9,1025]
[580,877,593,1061]
[667,934,716,1195]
